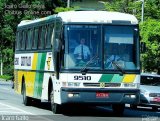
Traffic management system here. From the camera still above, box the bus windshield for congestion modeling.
[63,24,140,71]
[104,26,138,70]
[64,25,102,69]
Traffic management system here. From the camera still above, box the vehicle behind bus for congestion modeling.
[131,73,160,111]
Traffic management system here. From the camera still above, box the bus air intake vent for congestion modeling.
[83,83,121,87]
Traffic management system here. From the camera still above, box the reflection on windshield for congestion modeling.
[64,25,102,69]
[104,26,138,70]
[63,25,139,71]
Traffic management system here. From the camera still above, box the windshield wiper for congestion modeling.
[111,61,125,76]
[106,56,125,75]
[81,55,98,75]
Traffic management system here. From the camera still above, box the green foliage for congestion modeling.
[144,0,160,20]
[140,19,160,73]
[2,48,14,76]
[0,75,12,80]
[104,0,160,22]
[55,7,77,13]
[104,0,160,74]
[104,0,134,13]
[0,0,160,75]
[0,0,64,76]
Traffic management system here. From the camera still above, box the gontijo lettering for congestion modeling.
[21,56,31,66]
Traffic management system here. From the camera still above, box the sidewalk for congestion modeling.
[0,79,12,85]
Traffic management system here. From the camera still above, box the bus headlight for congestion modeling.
[62,82,81,87]
[121,83,139,88]
[68,82,80,87]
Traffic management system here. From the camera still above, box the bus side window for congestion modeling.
[26,29,32,50]
[46,24,54,49]
[32,28,38,49]
[21,30,26,50]
[30,29,34,49]
[19,31,22,50]
[42,26,47,49]
[16,31,20,50]
[38,26,43,49]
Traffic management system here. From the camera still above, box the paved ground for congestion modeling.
[0,80,160,121]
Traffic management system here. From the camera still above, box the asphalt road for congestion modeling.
[0,80,160,121]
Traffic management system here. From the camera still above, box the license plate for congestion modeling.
[96,92,109,98]
[153,97,160,102]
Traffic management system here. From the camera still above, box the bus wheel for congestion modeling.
[50,90,61,114]
[152,106,158,112]
[22,82,31,106]
[112,104,125,116]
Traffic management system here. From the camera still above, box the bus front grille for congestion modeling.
[83,83,121,87]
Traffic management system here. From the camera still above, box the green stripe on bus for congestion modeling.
[111,74,124,83]
[36,53,47,70]
[39,53,47,70]
[99,74,114,82]
[34,53,47,99]
[36,72,44,98]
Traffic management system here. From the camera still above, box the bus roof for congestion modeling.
[18,15,56,27]
[18,11,138,27]
[57,11,138,24]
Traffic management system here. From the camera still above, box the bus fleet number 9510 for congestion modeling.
[74,75,91,80]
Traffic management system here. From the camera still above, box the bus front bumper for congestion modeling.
[61,88,140,105]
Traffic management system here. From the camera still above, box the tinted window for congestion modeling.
[46,24,54,49]
[21,31,26,50]
[16,32,20,50]
[104,26,138,70]
[32,28,38,49]
[38,27,42,49]
[64,25,102,69]
[141,75,160,86]
[42,26,47,48]
[26,29,32,50]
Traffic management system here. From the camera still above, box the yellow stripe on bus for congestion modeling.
[16,53,38,97]
[28,53,38,97]
[32,53,38,70]
[26,72,36,97]
[17,71,24,94]
[122,74,136,83]
[17,71,36,97]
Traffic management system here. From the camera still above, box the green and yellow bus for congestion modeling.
[14,10,140,115]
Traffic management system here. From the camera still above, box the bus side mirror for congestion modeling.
[53,38,62,79]
[140,42,146,53]
[55,39,60,51]
[54,51,60,79]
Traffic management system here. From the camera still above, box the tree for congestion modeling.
[103,0,160,74]
[0,0,65,76]
[0,0,160,75]
[103,0,160,22]
[140,20,160,74]
[104,0,134,13]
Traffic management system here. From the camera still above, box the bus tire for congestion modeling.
[22,82,31,106]
[152,106,158,112]
[112,104,125,116]
[50,90,61,114]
